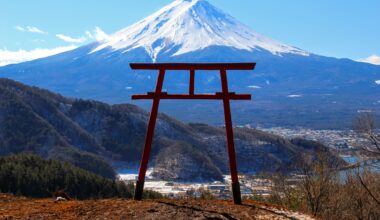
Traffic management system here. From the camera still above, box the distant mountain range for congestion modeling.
[0,78,344,181]
[0,0,379,128]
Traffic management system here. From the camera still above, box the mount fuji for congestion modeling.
[1,0,379,128]
[91,0,309,60]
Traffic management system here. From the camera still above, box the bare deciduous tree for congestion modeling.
[353,113,380,206]
[354,113,380,158]
[298,151,340,216]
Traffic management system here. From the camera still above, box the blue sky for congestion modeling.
[1,0,379,65]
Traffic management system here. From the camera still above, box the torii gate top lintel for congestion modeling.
[130,62,256,70]
[130,62,256,205]
[130,63,256,101]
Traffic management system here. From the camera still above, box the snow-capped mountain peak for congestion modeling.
[92,0,309,60]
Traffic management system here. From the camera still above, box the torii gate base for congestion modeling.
[130,63,256,205]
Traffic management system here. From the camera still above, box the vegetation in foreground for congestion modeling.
[252,114,380,220]
[0,154,162,200]
[253,157,380,220]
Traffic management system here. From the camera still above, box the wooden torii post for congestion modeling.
[130,63,256,205]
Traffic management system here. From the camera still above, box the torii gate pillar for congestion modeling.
[130,63,256,205]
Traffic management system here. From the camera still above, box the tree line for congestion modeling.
[0,154,161,200]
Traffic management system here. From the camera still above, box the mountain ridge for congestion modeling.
[0,78,345,181]
[0,0,379,129]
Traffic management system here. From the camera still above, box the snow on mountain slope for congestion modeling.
[92,0,309,61]
[1,0,379,129]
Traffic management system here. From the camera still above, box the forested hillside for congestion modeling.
[0,154,162,199]
[0,154,131,199]
[0,78,345,181]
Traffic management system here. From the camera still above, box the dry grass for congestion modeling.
[0,194,315,220]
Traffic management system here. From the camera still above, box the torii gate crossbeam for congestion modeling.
[130,63,256,205]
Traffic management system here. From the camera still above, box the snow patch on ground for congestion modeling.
[357,110,373,113]
[118,174,137,181]
[248,85,261,89]
[118,168,153,181]
[287,94,302,98]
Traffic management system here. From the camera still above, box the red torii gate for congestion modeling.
[130,63,256,204]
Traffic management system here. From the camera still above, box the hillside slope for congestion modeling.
[0,194,316,220]
[0,78,344,181]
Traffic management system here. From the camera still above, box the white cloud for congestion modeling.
[55,27,109,44]
[86,27,110,41]
[375,80,380,85]
[0,45,77,67]
[14,26,25,31]
[358,55,380,65]
[26,26,47,34]
[56,34,86,43]
[14,25,47,34]
[85,31,94,39]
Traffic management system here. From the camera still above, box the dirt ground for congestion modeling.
[0,194,315,220]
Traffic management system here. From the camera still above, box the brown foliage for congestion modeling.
[266,153,380,220]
